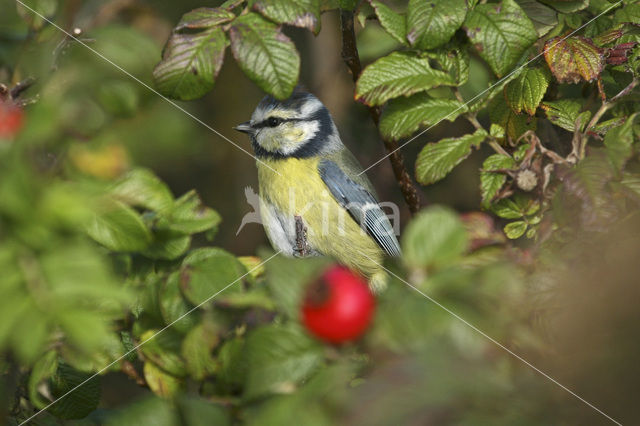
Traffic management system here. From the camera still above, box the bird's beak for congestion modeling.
[234,121,253,134]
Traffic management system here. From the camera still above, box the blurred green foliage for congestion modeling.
[1,0,640,425]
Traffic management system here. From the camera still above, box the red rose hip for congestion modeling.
[301,265,375,343]
[0,101,24,139]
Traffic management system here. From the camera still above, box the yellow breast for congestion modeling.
[257,158,384,277]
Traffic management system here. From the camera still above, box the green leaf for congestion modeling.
[159,272,199,334]
[504,220,528,239]
[543,36,604,83]
[229,13,300,99]
[541,99,590,132]
[516,0,557,37]
[143,230,191,260]
[138,329,186,377]
[505,67,550,115]
[28,351,58,409]
[144,361,183,398]
[480,154,516,208]
[379,94,466,140]
[180,248,246,306]
[491,194,535,219]
[415,129,487,185]
[355,52,457,106]
[604,113,637,173]
[153,9,233,100]
[244,324,323,400]
[48,363,101,419]
[539,0,588,14]
[371,1,407,45]
[426,44,470,86]
[16,0,57,30]
[105,396,178,426]
[402,206,468,270]
[489,96,537,142]
[161,190,221,235]
[174,7,236,31]
[406,0,467,50]
[263,254,331,318]
[252,0,321,34]
[87,199,152,251]
[181,322,219,380]
[178,396,230,426]
[217,338,247,392]
[463,0,538,77]
[110,168,174,213]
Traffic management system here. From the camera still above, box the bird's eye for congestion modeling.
[266,117,282,127]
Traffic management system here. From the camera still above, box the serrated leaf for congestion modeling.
[416,129,487,185]
[516,0,557,37]
[244,324,323,400]
[480,154,516,208]
[539,0,588,14]
[504,220,528,239]
[379,94,466,140]
[154,9,231,101]
[540,99,590,131]
[464,0,538,77]
[491,195,535,219]
[229,13,300,99]
[489,96,537,141]
[402,206,468,269]
[406,0,467,50]
[253,0,321,34]
[355,52,457,106]
[144,362,183,398]
[180,248,246,306]
[604,113,637,173]
[48,363,101,419]
[159,272,199,334]
[181,322,219,380]
[426,44,470,85]
[87,199,152,251]
[505,67,550,115]
[371,1,407,45]
[162,190,221,235]
[110,168,174,213]
[174,7,236,31]
[138,329,186,377]
[544,36,604,83]
[29,351,58,409]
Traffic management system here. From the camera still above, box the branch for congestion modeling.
[339,9,421,214]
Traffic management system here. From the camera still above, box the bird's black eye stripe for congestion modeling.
[254,116,304,129]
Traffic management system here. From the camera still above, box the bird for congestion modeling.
[234,91,400,291]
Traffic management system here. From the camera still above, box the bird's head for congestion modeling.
[234,91,340,159]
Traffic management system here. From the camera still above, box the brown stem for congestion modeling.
[339,9,421,214]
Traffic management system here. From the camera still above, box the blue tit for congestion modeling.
[235,91,400,291]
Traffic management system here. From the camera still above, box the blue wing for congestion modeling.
[318,160,401,257]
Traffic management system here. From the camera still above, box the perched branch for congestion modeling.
[295,215,310,257]
[121,360,146,386]
[339,9,421,214]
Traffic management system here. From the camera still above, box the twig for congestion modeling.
[339,9,421,214]
[295,215,310,257]
[453,88,511,158]
[121,360,146,386]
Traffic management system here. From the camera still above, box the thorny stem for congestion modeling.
[339,9,421,214]
[453,88,511,158]
[574,77,638,161]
